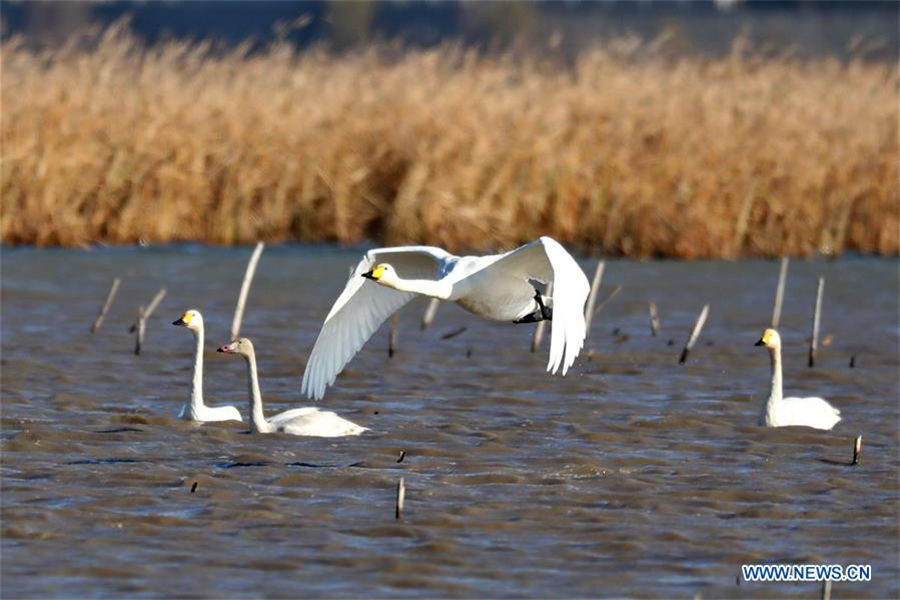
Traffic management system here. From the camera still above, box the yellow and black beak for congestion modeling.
[754,338,765,346]
[173,317,186,326]
[362,265,386,280]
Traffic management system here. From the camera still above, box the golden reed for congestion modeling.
[2,27,897,257]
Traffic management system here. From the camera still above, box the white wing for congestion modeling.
[301,246,454,399]
[780,396,841,430]
[268,405,321,426]
[487,236,590,375]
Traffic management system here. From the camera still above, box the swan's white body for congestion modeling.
[219,338,367,437]
[173,310,243,422]
[301,236,590,399]
[756,328,841,430]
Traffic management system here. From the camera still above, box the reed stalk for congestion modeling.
[771,257,789,329]
[679,304,710,364]
[91,277,121,333]
[583,261,605,338]
[808,277,825,367]
[2,31,896,256]
[231,242,265,340]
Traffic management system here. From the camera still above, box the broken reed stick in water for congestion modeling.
[851,435,862,466]
[134,305,146,355]
[531,281,553,353]
[145,288,167,318]
[131,287,167,353]
[649,301,660,336]
[771,257,789,329]
[821,578,832,600]
[397,450,406,463]
[593,284,622,314]
[440,326,467,340]
[808,276,825,367]
[388,314,399,358]
[679,304,710,364]
[129,287,167,332]
[583,261,606,338]
[91,277,121,333]
[421,298,440,331]
[230,241,265,340]
[395,477,405,519]
[190,481,198,493]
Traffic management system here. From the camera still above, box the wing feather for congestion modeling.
[301,246,453,399]
[487,237,590,375]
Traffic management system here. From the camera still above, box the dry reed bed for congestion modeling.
[2,29,897,257]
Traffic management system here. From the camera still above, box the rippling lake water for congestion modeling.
[2,245,898,598]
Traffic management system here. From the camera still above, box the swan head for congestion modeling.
[217,337,254,357]
[361,263,397,286]
[755,328,781,349]
[173,309,203,331]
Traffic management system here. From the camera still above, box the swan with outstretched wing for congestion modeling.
[301,236,590,400]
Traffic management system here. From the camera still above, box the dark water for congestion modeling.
[2,245,898,599]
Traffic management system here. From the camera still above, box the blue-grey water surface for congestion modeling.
[2,245,898,598]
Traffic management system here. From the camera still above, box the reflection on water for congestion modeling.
[2,246,898,598]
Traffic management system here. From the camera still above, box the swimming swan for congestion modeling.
[218,338,367,437]
[755,328,841,430]
[301,236,591,399]
[172,310,243,422]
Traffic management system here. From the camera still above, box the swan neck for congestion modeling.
[190,326,204,412]
[244,348,273,433]
[767,345,783,408]
[388,277,452,300]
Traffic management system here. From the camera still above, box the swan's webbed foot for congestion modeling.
[513,290,553,324]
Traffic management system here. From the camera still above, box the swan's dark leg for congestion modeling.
[535,292,553,320]
[513,289,553,324]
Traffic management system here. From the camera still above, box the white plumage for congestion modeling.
[302,236,590,400]
[172,310,243,422]
[755,328,841,430]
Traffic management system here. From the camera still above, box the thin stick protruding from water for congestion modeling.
[91,277,121,333]
[583,261,605,337]
[128,288,166,333]
[771,257,789,329]
[851,435,862,466]
[808,276,825,368]
[593,284,622,314]
[679,304,710,365]
[531,281,553,353]
[231,242,265,340]
[649,302,660,337]
[821,578,832,600]
[395,477,405,520]
[388,314,399,358]
[145,288,167,318]
[440,326,467,340]
[129,288,167,332]
[421,298,440,331]
[134,305,146,355]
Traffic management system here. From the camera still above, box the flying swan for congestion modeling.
[755,328,841,430]
[218,338,367,437]
[301,236,591,399]
[172,309,243,422]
